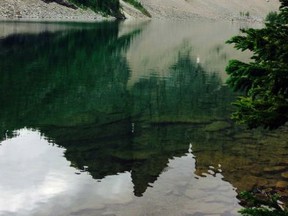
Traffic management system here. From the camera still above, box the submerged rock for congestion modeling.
[263,166,286,173]
[276,181,288,189]
[281,172,288,179]
[204,121,231,132]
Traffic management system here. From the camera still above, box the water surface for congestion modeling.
[0,20,287,216]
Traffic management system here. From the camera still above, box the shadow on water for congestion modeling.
[0,21,287,204]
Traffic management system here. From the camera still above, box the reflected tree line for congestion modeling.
[0,22,241,197]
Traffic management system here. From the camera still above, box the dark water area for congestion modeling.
[0,20,287,216]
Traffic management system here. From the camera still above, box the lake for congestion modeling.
[0,20,287,216]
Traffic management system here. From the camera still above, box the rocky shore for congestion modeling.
[0,0,281,22]
[0,0,110,22]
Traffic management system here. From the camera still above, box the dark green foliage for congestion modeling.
[66,0,151,18]
[43,0,77,9]
[226,1,288,129]
[280,0,288,8]
[68,0,125,18]
[122,0,151,17]
[239,192,288,216]
[240,208,288,216]
[265,5,288,25]
[265,11,279,24]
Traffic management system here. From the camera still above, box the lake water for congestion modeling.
[0,20,287,216]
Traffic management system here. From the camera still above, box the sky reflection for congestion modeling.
[0,129,134,216]
[0,128,241,216]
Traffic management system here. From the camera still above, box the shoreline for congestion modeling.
[0,17,116,23]
[0,16,266,25]
[0,10,270,24]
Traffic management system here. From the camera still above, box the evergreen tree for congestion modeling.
[226,0,288,129]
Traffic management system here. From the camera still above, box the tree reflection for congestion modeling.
[0,23,247,197]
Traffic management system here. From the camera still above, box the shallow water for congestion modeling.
[0,20,287,216]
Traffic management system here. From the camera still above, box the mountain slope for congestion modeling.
[141,0,280,21]
[0,0,281,21]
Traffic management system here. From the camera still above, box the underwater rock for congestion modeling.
[263,166,286,173]
[281,172,288,179]
[276,181,288,189]
[204,121,231,132]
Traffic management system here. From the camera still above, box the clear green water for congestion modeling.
[0,20,287,216]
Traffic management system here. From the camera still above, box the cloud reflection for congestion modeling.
[0,127,242,216]
[0,128,134,216]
